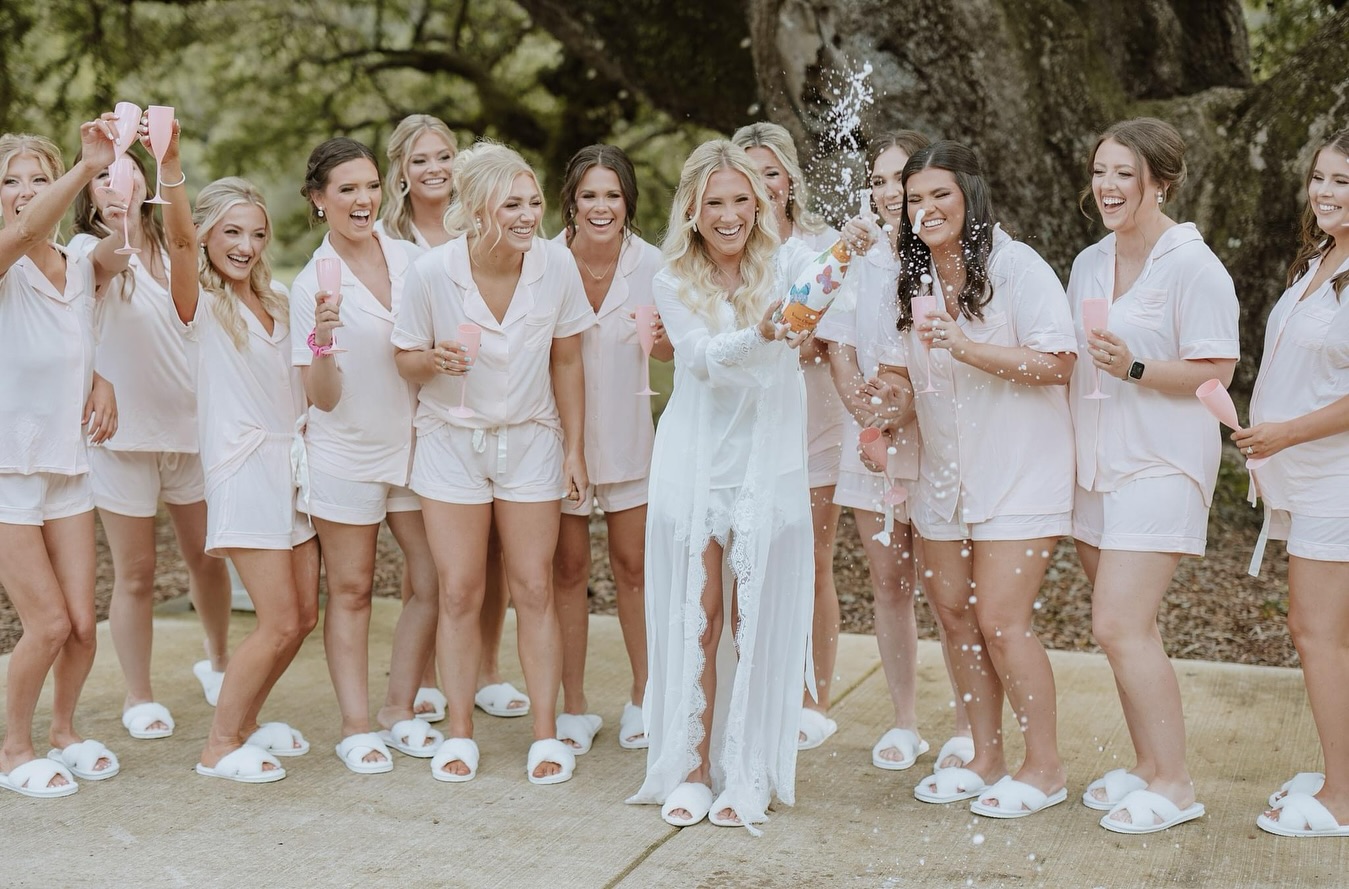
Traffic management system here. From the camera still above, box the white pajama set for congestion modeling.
[1067,224,1240,556]
[392,236,595,504]
[0,248,96,525]
[550,233,664,518]
[184,289,314,556]
[897,227,1077,542]
[67,234,204,517]
[1249,253,1349,565]
[290,232,424,525]
[815,243,918,523]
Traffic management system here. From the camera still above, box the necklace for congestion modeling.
[575,251,618,281]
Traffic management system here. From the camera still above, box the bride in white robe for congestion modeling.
[627,140,827,833]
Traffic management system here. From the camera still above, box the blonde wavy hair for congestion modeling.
[443,141,542,258]
[663,139,781,330]
[731,122,826,236]
[0,134,64,234]
[193,177,286,351]
[380,114,458,242]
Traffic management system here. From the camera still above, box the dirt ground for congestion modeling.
[0,449,1294,667]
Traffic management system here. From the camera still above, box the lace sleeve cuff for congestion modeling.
[706,324,770,368]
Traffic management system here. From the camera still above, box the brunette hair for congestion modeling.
[866,130,930,215]
[1287,127,1349,299]
[72,149,169,300]
[1079,117,1187,215]
[894,140,996,330]
[560,144,641,242]
[300,137,379,224]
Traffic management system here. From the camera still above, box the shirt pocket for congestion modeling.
[524,310,555,348]
[1125,288,1169,331]
[964,309,1011,345]
[1293,307,1338,352]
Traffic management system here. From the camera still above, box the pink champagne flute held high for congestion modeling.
[910,293,938,394]
[1081,297,1110,400]
[635,304,659,396]
[112,101,142,162]
[98,157,140,256]
[314,257,346,353]
[1195,379,1269,470]
[144,105,175,205]
[450,323,482,419]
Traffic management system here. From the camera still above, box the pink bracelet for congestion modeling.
[307,329,334,358]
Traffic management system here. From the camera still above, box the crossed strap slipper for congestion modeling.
[380,719,444,759]
[914,767,997,804]
[122,702,175,740]
[1101,789,1206,834]
[1082,768,1148,811]
[619,702,648,750]
[797,708,838,751]
[661,781,714,827]
[193,660,225,707]
[935,735,975,770]
[474,682,530,718]
[1257,792,1349,837]
[430,738,480,783]
[413,687,447,723]
[46,739,120,781]
[0,759,78,798]
[556,713,603,756]
[872,728,929,771]
[335,733,393,775]
[1269,772,1324,808]
[245,722,310,757]
[527,738,576,786]
[971,776,1068,819]
[196,745,286,784]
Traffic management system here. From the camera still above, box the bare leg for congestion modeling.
[420,498,491,777]
[553,512,592,715]
[607,506,649,709]
[495,499,565,778]
[101,510,164,722]
[476,527,516,704]
[915,533,973,766]
[45,511,102,759]
[0,522,76,788]
[166,500,231,672]
[971,538,1065,803]
[378,509,439,727]
[803,487,841,714]
[1265,557,1349,826]
[668,540,724,821]
[853,510,919,759]
[922,538,1007,784]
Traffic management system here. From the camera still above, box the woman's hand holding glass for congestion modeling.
[430,340,473,377]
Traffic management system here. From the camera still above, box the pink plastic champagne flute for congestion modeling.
[99,157,140,256]
[112,102,142,162]
[635,305,659,396]
[1195,379,1269,469]
[910,293,938,394]
[144,105,174,205]
[314,258,346,353]
[450,323,482,419]
[1081,297,1110,399]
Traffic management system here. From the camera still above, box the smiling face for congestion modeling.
[1091,138,1160,234]
[696,167,757,262]
[405,130,454,205]
[1309,146,1349,239]
[203,203,269,283]
[572,165,626,248]
[483,172,542,254]
[0,153,51,225]
[870,145,910,230]
[317,157,380,241]
[745,146,789,233]
[906,167,966,255]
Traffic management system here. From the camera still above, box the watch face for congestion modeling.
[1128,360,1144,380]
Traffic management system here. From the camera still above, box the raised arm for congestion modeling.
[0,116,116,276]
[153,119,199,324]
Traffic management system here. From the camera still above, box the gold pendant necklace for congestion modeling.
[576,251,618,281]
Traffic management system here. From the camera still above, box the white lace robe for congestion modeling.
[628,240,817,833]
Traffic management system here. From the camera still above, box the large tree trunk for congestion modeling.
[528,0,1349,392]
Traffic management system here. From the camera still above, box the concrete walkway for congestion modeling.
[1,598,1344,888]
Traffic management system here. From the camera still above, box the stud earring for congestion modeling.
[317,207,325,219]
[1156,191,1164,205]
[474,217,482,229]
